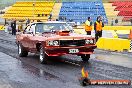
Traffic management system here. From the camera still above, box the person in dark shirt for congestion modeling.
[11,19,16,35]
[115,19,118,25]
[94,16,104,42]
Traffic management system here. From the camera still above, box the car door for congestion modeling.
[26,24,36,52]
[21,25,31,48]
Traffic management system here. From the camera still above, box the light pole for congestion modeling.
[33,1,36,20]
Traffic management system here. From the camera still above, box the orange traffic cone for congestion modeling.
[129,29,132,39]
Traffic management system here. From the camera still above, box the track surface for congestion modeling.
[0,31,132,88]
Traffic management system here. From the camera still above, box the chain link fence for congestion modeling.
[105,16,132,26]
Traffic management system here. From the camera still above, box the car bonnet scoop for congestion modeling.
[56,31,70,36]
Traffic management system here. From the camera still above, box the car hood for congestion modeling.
[43,33,94,41]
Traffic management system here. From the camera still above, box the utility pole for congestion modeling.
[33,0,36,20]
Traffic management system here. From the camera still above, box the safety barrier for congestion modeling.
[96,37,130,52]
[102,26,132,30]
[73,26,132,52]
[75,25,132,30]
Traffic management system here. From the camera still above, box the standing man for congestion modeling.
[94,16,104,42]
[111,18,114,26]
[48,12,52,21]
[85,17,92,35]
[26,18,30,26]
[130,18,132,26]
[115,19,118,25]
[11,19,16,35]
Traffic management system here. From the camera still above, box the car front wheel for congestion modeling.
[18,43,28,57]
[39,46,48,64]
[81,54,90,62]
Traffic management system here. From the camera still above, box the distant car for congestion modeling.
[16,21,96,64]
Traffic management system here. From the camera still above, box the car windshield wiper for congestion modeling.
[42,31,51,34]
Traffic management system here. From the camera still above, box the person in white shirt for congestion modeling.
[4,23,9,33]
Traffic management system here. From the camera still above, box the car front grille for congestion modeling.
[60,39,85,46]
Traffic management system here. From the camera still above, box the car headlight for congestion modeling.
[48,41,54,46]
[85,39,94,44]
[89,39,94,44]
[48,40,59,46]
[53,41,59,46]
[85,40,90,44]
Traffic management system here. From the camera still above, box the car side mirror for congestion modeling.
[27,31,33,34]
[16,32,22,35]
[51,29,56,33]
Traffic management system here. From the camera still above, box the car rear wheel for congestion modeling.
[39,46,48,64]
[81,54,90,62]
[18,43,28,57]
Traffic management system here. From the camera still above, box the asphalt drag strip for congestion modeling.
[0,32,132,88]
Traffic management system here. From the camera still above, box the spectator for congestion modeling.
[56,19,59,21]
[11,19,16,35]
[45,14,48,17]
[111,18,114,26]
[37,20,41,22]
[18,24,22,32]
[48,12,52,20]
[31,20,34,23]
[64,16,67,21]
[26,18,30,26]
[130,18,132,26]
[16,23,19,32]
[42,14,44,17]
[4,23,9,33]
[38,14,40,17]
[8,22,12,34]
[69,19,73,22]
[115,19,118,25]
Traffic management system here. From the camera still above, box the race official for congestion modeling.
[85,17,92,35]
[11,19,16,35]
[94,16,104,42]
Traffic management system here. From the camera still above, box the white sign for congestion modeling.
[69,49,79,53]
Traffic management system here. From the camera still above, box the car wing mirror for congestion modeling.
[36,32,40,34]
[29,31,35,36]
[16,32,22,35]
[27,31,33,34]
[51,29,56,33]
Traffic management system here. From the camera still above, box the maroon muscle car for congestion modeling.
[16,22,96,64]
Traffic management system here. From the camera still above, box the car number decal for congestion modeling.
[69,49,79,53]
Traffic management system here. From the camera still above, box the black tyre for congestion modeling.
[80,78,91,86]
[18,43,28,57]
[81,54,90,62]
[39,46,48,64]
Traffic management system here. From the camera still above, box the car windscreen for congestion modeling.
[35,23,73,33]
